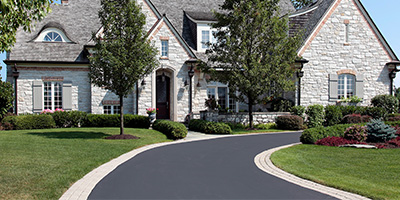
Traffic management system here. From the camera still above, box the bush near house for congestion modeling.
[341,113,371,124]
[152,120,187,140]
[300,124,355,144]
[189,119,209,132]
[188,119,232,134]
[290,105,306,120]
[1,114,55,130]
[305,105,325,128]
[85,114,150,128]
[275,115,304,130]
[371,94,399,114]
[49,110,88,128]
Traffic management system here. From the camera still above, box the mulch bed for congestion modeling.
[105,134,140,140]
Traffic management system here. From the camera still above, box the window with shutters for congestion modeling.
[43,82,63,110]
[338,74,355,99]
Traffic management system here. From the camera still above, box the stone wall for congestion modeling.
[299,0,392,107]
[198,111,291,125]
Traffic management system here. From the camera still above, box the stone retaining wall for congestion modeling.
[197,111,291,125]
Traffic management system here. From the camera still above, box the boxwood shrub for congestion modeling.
[152,120,187,140]
[50,110,88,128]
[275,115,303,130]
[188,119,208,132]
[188,119,232,134]
[1,114,55,130]
[306,104,325,128]
[85,114,150,128]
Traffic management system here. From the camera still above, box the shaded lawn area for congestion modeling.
[232,128,290,135]
[271,144,400,200]
[0,128,171,200]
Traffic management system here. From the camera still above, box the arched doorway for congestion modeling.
[156,74,170,119]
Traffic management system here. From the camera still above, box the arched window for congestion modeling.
[338,74,355,99]
[44,32,63,42]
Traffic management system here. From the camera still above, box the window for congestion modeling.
[201,30,210,49]
[43,82,63,110]
[207,82,237,112]
[44,32,62,42]
[197,24,219,51]
[103,105,121,114]
[161,40,168,57]
[338,74,355,99]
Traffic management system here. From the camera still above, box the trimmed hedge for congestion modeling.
[306,105,325,128]
[85,114,150,128]
[2,114,55,130]
[188,119,232,134]
[152,120,187,140]
[300,124,355,144]
[50,110,88,128]
[371,94,399,114]
[275,115,303,130]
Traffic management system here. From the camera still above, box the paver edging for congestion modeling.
[254,143,371,200]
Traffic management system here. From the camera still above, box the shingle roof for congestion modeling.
[8,0,101,63]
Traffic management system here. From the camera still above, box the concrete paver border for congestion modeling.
[254,143,370,200]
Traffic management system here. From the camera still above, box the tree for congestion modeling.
[0,80,14,119]
[1,0,52,52]
[201,0,302,128]
[89,0,158,136]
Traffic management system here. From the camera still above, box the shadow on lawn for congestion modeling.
[28,131,111,139]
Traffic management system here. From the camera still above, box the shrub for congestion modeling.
[364,107,387,120]
[85,114,150,128]
[0,81,14,120]
[306,104,325,128]
[324,105,343,126]
[1,114,55,130]
[189,119,209,132]
[388,137,400,147]
[225,122,246,130]
[270,98,294,112]
[255,123,277,130]
[275,115,303,130]
[341,114,371,124]
[152,120,187,140]
[204,122,232,134]
[386,113,400,122]
[315,136,354,147]
[344,125,367,142]
[300,124,354,144]
[366,119,397,142]
[290,106,306,120]
[371,94,399,114]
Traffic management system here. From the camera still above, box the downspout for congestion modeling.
[12,63,20,115]
[136,81,139,115]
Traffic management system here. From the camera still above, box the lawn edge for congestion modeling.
[254,143,371,200]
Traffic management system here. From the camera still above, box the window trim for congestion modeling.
[43,81,63,110]
[34,28,72,43]
[207,82,238,112]
[161,40,169,58]
[103,105,121,114]
[338,74,355,99]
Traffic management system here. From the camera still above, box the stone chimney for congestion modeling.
[61,0,68,5]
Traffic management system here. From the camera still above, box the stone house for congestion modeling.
[5,0,400,122]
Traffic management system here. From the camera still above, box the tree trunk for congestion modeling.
[248,102,253,129]
[120,95,124,135]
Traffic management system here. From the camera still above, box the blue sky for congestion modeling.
[1,0,400,86]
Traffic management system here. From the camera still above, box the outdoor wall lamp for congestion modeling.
[386,60,400,95]
[295,58,309,106]
[185,58,198,120]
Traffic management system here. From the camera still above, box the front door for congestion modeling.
[156,75,170,119]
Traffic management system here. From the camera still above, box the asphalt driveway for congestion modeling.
[88,132,336,199]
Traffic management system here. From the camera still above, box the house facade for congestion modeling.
[5,0,399,122]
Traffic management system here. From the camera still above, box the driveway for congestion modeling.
[88,132,336,199]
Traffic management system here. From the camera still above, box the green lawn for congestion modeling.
[271,144,400,200]
[232,128,289,134]
[0,128,171,200]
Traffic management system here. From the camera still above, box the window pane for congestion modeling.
[207,88,216,99]
[202,30,210,49]
[218,87,227,109]
[54,82,63,109]
[44,82,52,110]
[44,32,62,42]
[104,106,112,114]
[161,40,168,57]
[114,106,121,114]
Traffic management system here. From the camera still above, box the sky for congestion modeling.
[1,0,400,86]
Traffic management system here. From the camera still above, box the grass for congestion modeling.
[232,128,289,134]
[271,144,400,200]
[0,128,172,200]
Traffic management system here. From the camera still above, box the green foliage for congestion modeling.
[300,124,354,144]
[85,114,150,128]
[343,125,367,142]
[200,0,301,128]
[226,122,246,130]
[204,122,232,135]
[255,123,277,130]
[340,95,362,103]
[89,0,158,134]
[1,0,52,51]
[305,104,325,128]
[366,119,396,142]
[152,120,187,140]
[275,115,303,130]
[371,94,399,114]
[341,114,371,124]
[270,98,294,112]
[188,119,208,132]
[2,114,55,130]
[290,105,306,120]
[324,105,343,126]
[363,107,386,120]
[0,81,14,119]
[50,110,88,128]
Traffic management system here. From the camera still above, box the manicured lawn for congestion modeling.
[0,128,171,200]
[232,128,289,134]
[271,144,400,200]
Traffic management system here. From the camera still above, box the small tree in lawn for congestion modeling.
[89,0,158,136]
[201,0,302,128]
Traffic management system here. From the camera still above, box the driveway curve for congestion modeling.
[89,132,336,199]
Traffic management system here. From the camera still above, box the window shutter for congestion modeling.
[329,74,338,101]
[62,81,72,110]
[33,81,43,113]
[355,74,364,99]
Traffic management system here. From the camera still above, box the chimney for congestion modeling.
[61,0,68,5]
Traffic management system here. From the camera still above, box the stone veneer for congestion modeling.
[299,0,392,107]
[199,111,291,125]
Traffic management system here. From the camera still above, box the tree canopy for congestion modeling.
[201,0,302,128]
[0,0,52,52]
[89,0,158,135]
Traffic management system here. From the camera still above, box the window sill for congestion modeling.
[160,57,169,60]
[343,43,350,46]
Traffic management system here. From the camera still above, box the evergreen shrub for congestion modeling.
[188,119,208,132]
[255,123,277,130]
[371,94,399,114]
[152,120,187,139]
[85,114,150,128]
[324,105,343,126]
[204,122,232,134]
[366,119,397,142]
[275,115,303,130]
[1,114,55,130]
[290,105,306,120]
[300,124,354,144]
[306,104,325,128]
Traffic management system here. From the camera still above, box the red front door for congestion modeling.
[156,75,170,119]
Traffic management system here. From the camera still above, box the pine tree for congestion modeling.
[89,0,158,135]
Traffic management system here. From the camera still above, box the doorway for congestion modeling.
[156,75,170,119]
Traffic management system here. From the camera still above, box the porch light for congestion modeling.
[386,60,400,96]
[141,79,146,86]
[295,58,309,106]
[185,58,198,121]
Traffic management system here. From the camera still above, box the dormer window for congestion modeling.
[44,32,62,42]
